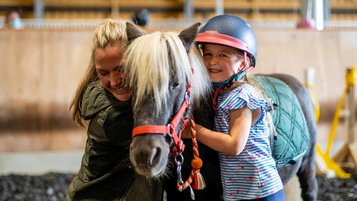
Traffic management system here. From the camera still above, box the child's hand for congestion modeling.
[181,122,207,139]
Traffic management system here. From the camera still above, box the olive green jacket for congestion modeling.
[66,82,136,201]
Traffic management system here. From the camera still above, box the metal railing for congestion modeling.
[1,18,357,30]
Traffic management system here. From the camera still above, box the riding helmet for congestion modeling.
[195,14,257,67]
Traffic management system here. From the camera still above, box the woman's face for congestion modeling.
[202,44,242,83]
[95,43,131,101]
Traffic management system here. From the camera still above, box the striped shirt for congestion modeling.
[214,83,283,201]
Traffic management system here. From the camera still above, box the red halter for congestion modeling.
[132,81,192,154]
[131,73,206,195]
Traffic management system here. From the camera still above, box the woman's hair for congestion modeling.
[70,19,128,127]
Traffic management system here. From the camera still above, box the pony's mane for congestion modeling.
[125,31,211,112]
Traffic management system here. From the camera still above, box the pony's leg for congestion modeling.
[278,160,301,185]
[294,83,319,201]
[297,146,318,201]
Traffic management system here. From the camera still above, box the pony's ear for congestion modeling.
[178,22,201,52]
[126,22,145,43]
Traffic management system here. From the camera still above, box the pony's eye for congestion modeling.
[170,82,180,90]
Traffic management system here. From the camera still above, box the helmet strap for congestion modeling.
[242,51,248,67]
[239,51,254,74]
[211,71,246,113]
[212,73,240,88]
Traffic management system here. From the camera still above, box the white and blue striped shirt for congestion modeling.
[214,83,283,200]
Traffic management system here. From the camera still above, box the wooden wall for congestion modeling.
[0,28,356,152]
[0,29,92,152]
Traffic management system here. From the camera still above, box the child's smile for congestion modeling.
[202,44,242,83]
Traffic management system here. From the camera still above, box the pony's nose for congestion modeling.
[131,143,162,168]
[149,147,161,167]
[130,135,170,176]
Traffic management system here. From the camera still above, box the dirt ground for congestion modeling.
[1,168,357,201]
[317,167,357,201]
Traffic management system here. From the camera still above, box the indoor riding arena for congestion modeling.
[1,0,357,201]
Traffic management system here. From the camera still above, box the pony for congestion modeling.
[125,22,318,201]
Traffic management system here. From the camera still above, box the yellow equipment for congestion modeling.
[306,67,357,178]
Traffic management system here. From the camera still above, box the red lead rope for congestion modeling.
[176,119,206,200]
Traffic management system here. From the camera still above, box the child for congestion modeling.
[194,15,285,201]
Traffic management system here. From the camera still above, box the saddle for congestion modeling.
[251,75,310,168]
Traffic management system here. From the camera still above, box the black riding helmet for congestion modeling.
[195,14,257,67]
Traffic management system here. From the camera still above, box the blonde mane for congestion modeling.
[125,31,211,112]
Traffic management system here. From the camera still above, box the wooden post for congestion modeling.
[111,0,119,19]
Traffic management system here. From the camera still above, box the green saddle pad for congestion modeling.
[251,75,310,168]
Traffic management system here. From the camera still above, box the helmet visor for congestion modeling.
[195,31,249,53]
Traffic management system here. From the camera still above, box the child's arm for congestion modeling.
[196,105,252,155]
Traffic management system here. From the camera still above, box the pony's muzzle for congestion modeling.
[130,135,170,177]
[133,146,161,168]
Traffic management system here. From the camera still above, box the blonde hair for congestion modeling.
[125,31,211,114]
[189,45,212,106]
[70,19,128,127]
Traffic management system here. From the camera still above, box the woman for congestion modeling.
[66,19,162,201]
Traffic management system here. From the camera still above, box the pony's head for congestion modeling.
[125,22,211,177]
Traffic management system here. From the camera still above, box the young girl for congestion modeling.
[194,15,285,201]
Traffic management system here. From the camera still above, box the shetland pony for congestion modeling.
[125,23,317,201]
